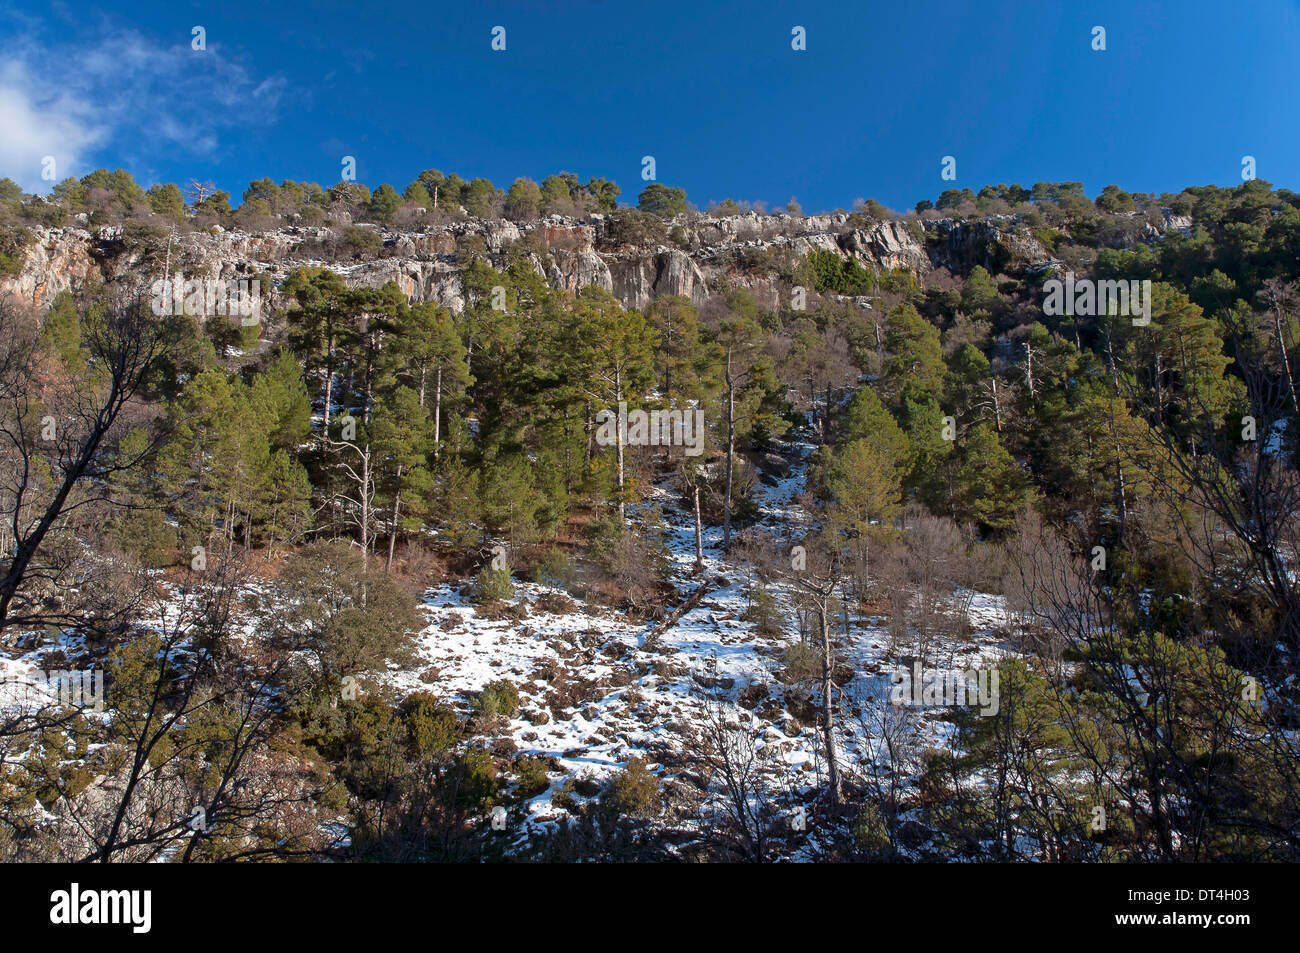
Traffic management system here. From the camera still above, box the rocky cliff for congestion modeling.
[0,208,1185,314]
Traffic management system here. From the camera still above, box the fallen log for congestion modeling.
[643,576,726,649]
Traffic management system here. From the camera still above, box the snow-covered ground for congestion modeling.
[0,422,1021,858]
[380,429,1018,847]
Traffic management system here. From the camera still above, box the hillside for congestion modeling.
[1,175,1298,863]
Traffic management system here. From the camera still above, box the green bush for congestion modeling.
[854,802,892,854]
[400,693,463,756]
[472,565,515,604]
[472,679,519,717]
[337,225,382,259]
[0,223,32,278]
[600,208,667,249]
[807,249,874,295]
[878,268,920,298]
[637,184,688,219]
[778,641,823,684]
[1033,225,1065,254]
[553,775,598,812]
[530,547,576,591]
[513,757,552,799]
[122,220,168,248]
[106,508,178,569]
[601,757,660,819]
[743,583,785,637]
[21,199,66,229]
[454,748,501,811]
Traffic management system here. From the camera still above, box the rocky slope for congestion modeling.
[0,208,1189,314]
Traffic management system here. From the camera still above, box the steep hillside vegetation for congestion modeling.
[1,172,1298,861]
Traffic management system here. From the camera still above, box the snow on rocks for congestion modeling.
[375,426,1018,848]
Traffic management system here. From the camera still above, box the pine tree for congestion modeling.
[573,287,657,521]
[707,289,788,549]
[839,385,911,477]
[946,343,1006,433]
[284,267,350,428]
[261,449,312,556]
[896,378,953,503]
[387,302,470,457]
[338,283,404,425]
[647,295,702,405]
[882,303,946,406]
[250,349,313,453]
[949,424,1030,536]
[370,386,433,571]
[156,368,240,545]
[824,438,903,592]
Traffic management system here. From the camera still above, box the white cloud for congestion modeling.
[0,62,104,191]
[0,27,286,192]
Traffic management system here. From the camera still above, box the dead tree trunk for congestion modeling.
[723,347,736,550]
[693,483,705,571]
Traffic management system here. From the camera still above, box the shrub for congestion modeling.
[735,245,775,273]
[22,199,66,229]
[337,225,382,259]
[553,775,600,812]
[586,512,671,615]
[854,802,892,854]
[453,748,500,812]
[601,757,661,819]
[106,508,178,569]
[777,641,823,684]
[513,757,552,799]
[637,184,688,219]
[600,208,667,249]
[476,598,530,622]
[0,224,32,278]
[471,565,515,604]
[276,540,426,678]
[472,679,519,717]
[534,591,578,615]
[122,220,168,248]
[807,249,874,295]
[1032,225,1065,254]
[530,547,576,591]
[743,583,785,637]
[401,693,463,756]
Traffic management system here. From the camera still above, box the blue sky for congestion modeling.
[2,0,1297,212]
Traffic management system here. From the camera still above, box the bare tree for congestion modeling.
[183,180,218,206]
[55,557,326,863]
[846,686,922,857]
[689,689,777,861]
[786,544,844,806]
[0,294,167,637]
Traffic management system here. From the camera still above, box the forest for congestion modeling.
[0,167,1298,862]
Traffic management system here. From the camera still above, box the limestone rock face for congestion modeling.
[0,208,1177,316]
[926,218,1049,272]
[600,249,710,310]
[343,260,461,310]
[840,221,930,271]
[5,228,97,307]
[549,248,613,295]
[608,255,654,308]
[652,249,707,304]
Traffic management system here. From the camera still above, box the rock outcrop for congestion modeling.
[0,208,1183,315]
